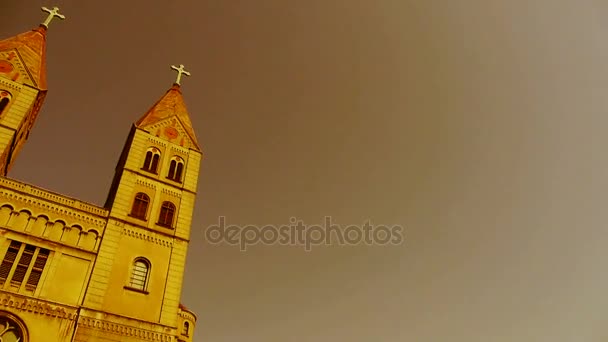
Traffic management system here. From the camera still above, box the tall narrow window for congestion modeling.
[131,193,150,220]
[182,321,190,335]
[158,201,176,228]
[142,148,161,173]
[0,241,20,286]
[151,154,160,172]
[10,245,35,289]
[26,248,49,292]
[168,160,176,179]
[128,258,150,291]
[167,156,185,182]
[0,91,11,116]
[143,152,152,170]
[0,240,50,293]
[0,98,8,115]
[175,162,184,182]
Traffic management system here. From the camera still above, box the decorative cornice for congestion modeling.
[168,143,190,155]
[135,179,157,190]
[123,170,196,196]
[145,135,168,148]
[77,317,175,341]
[109,217,189,243]
[122,227,173,248]
[0,76,22,92]
[0,292,78,320]
[0,177,108,220]
[0,189,107,228]
[161,188,181,199]
[178,310,196,323]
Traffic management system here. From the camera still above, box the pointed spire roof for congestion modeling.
[0,25,48,89]
[0,7,65,90]
[135,83,200,150]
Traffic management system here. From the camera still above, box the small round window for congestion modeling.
[0,311,27,342]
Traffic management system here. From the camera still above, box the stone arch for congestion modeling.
[78,229,99,251]
[167,156,185,182]
[61,224,81,246]
[0,204,14,227]
[8,209,31,231]
[45,220,65,241]
[29,214,49,236]
[142,147,162,173]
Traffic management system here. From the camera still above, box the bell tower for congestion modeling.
[80,65,201,333]
[0,7,65,175]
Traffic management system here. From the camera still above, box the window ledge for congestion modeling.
[123,286,149,295]
[156,222,174,229]
[140,168,158,175]
[128,214,148,222]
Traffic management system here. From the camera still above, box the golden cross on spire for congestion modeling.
[41,6,66,28]
[171,64,191,86]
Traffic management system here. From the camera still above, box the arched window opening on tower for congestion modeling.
[158,201,176,228]
[167,156,185,182]
[130,193,150,220]
[0,91,12,116]
[182,321,190,336]
[128,258,150,291]
[142,147,161,173]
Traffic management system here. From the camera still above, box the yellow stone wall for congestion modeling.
[0,75,44,175]
[0,177,105,340]
[0,121,200,341]
[0,30,200,339]
[0,295,78,342]
[83,123,201,327]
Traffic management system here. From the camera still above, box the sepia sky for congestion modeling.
[4,1,608,341]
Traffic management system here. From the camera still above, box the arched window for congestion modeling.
[0,311,28,342]
[142,147,161,173]
[0,91,12,116]
[176,162,184,181]
[167,156,185,182]
[168,160,176,179]
[129,258,150,291]
[130,193,150,220]
[158,201,176,228]
[182,321,190,335]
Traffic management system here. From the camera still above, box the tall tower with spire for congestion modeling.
[75,65,201,341]
[0,7,200,342]
[0,7,64,175]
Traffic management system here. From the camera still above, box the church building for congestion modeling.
[0,6,200,341]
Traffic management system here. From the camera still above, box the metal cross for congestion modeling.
[171,64,191,86]
[41,6,66,28]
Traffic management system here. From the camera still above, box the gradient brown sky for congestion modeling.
[4,1,608,341]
